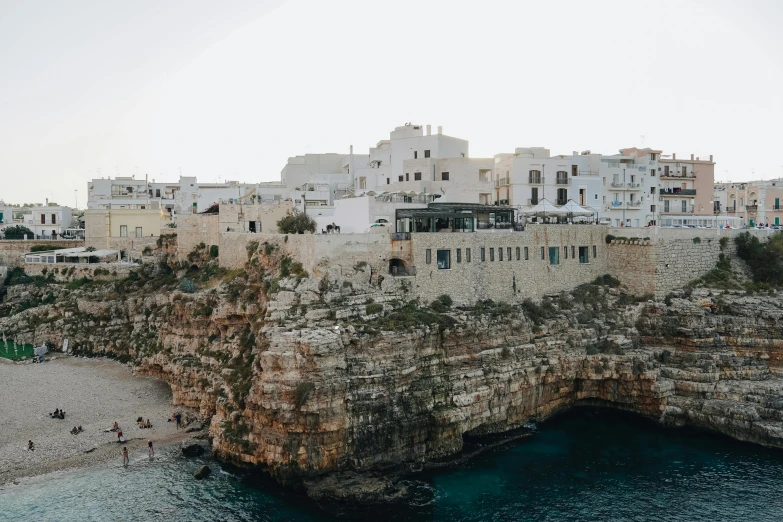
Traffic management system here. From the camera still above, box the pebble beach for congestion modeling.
[0,356,197,485]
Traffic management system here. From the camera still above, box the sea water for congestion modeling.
[2,408,783,521]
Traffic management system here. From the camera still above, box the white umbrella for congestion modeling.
[559,199,594,217]
[523,199,567,217]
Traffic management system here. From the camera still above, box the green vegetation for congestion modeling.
[689,253,740,290]
[719,236,729,251]
[3,225,33,239]
[365,302,383,315]
[294,381,315,409]
[142,246,153,256]
[179,278,196,293]
[605,234,615,244]
[692,236,701,244]
[209,245,219,258]
[369,300,456,332]
[585,338,624,355]
[276,210,316,234]
[28,244,53,252]
[429,294,453,313]
[735,231,783,286]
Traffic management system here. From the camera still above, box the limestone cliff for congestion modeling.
[2,239,783,500]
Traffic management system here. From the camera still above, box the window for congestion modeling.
[524,247,529,260]
[776,198,780,210]
[456,248,462,263]
[406,173,409,181]
[649,153,656,161]
[651,205,656,212]
[398,176,403,182]
[466,248,471,262]
[156,189,161,197]
[571,246,575,259]
[592,245,597,258]
[498,248,503,261]
[507,247,512,261]
[414,151,418,159]
[572,165,578,177]
[425,249,431,264]
[549,247,560,265]
[563,246,568,259]
[414,172,422,181]
[480,248,485,261]
[441,172,449,181]
[387,178,390,185]
[651,187,656,194]
[579,246,589,264]
[540,247,545,260]
[120,225,128,237]
[490,248,495,261]
[516,247,520,261]
[424,150,430,158]
[135,227,143,238]
[437,250,451,269]
[51,214,57,224]
[40,214,46,224]
[664,165,669,176]
[650,169,655,177]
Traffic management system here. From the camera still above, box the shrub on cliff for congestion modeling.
[179,278,196,293]
[276,211,316,234]
[294,382,315,409]
[735,231,783,286]
[605,234,615,244]
[209,245,219,258]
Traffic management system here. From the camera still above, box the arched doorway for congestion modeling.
[389,258,406,276]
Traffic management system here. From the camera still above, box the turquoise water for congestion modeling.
[2,408,783,521]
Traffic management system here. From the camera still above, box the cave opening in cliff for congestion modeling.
[388,258,407,276]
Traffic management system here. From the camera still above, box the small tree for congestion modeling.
[2,225,33,240]
[276,211,316,234]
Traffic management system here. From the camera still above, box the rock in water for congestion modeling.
[181,441,206,457]
[194,465,211,480]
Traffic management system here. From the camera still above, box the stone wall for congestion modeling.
[21,263,135,282]
[0,240,84,268]
[410,225,608,305]
[608,234,744,298]
[177,214,220,261]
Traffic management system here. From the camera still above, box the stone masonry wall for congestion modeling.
[21,263,135,282]
[0,240,84,268]
[410,225,608,305]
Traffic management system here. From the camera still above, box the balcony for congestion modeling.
[627,200,643,207]
[659,189,696,196]
[555,177,569,185]
[495,177,510,188]
[627,183,641,190]
[661,206,695,214]
[661,172,697,179]
[746,204,758,212]
[610,182,625,189]
[528,175,543,184]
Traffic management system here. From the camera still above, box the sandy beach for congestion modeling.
[0,356,200,485]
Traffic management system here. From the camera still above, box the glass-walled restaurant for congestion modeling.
[395,203,517,233]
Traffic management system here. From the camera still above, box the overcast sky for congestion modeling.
[1,0,781,206]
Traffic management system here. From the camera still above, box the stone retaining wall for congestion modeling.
[0,240,84,268]
[21,263,135,282]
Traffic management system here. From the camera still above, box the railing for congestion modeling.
[660,189,696,196]
[661,206,695,214]
[390,265,416,276]
[610,201,623,208]
[555,198,568,205]
[391,232,410,241]
[495,177,510,187]
[661,172,696,179]
[746,205,758,211]
[556,177,569,185]
[610,182,625,189]
[527,198,539,205]
[477,222,514,230]
[528,176,543,184]
[627,183,641,189]
[627,200,643,207]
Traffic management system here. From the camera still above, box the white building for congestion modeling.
[26,205,74,238]
[351,124,495,204]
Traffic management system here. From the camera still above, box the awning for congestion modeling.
[559,199,595,216]
[523,199,567,217]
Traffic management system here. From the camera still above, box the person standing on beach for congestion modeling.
[175,412,182,430]
[148,440,154,457]
[122,446,129,466]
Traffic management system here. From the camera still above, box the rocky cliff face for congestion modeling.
[2,241,783,500]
